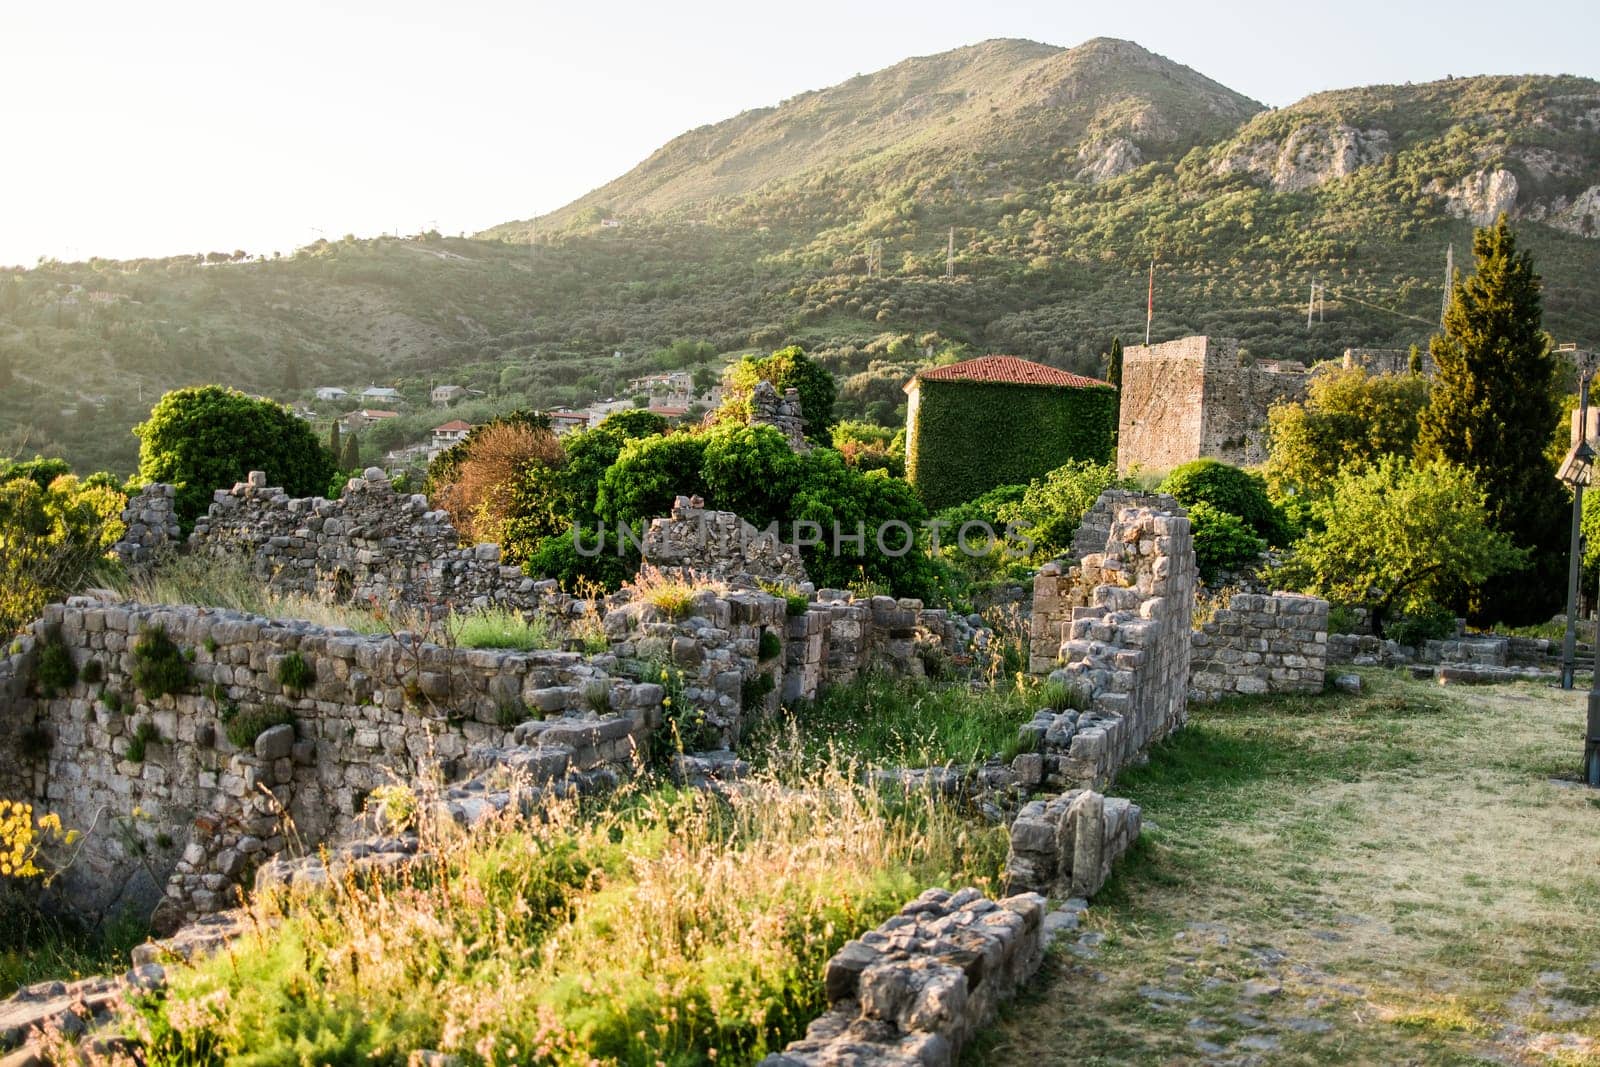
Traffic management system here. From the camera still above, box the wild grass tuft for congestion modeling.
[132,757,1006,1064]
[448,609,556,651]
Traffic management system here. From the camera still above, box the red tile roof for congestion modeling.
[356,409,400,418]
[432,420,473,432]
[648,406,689,417]
[914,356,1111,389]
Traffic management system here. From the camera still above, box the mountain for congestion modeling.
[5,39,1600,476]
[487,38,1263,233]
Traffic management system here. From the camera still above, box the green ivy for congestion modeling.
[906,379,1116,510]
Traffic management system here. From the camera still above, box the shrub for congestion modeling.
[742,670,776,709]
[596,432,710,528]
[222,706,295,751]
[124,721,160,764]
[80,658,103,685]
[363,785,417,831]
[131,627,188,700]
[430,421,564,544]
[1188,501,1268,583]
[449,609,556,651]
[1388,605,1459,648]
[1327,604,1361,635]
[0,473,125,637]
[133,386,335,525]
[275,651,314,693]
[699,423,804,525]
[18,722,50,762]
[997,460,1126,564]
[100,689,123,713]
[33,627,77,698]
[1160,459,1289,546]
[628,567,702,620]
[758,630,783,661]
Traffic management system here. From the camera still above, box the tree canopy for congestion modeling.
[134,386,334,524]
[1264,365,1430,496]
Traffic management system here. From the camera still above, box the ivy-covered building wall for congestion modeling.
[904,357,1117,510]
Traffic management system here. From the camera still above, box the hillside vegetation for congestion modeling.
[6,37,1600,475]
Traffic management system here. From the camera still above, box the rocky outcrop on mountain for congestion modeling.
[1076,138,1143,183]
[1431,168,1520,225]
[1213,123,1392,191]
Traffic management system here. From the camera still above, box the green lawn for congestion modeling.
[973,672,1600,1065]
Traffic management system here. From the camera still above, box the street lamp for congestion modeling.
[1556,344,1600,785]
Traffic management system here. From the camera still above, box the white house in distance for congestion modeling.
[431,419,473,448]
[314,386,348,401]
[431,384,468,406]
[361,385,403,403]
[627,371,694,407]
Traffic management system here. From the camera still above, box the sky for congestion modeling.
[4,0,1599,267]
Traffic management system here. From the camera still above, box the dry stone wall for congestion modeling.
[749,380,810,452]
[1190,592,1330,701]
[1005,788,1142,899]
[112,484,182,569]
[640,501,809,589]
[184,469,551,616]
[761,888,1047,1067]
[0,597,661,931]
[1047,504,1197,789]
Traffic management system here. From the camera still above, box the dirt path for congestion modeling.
[973,672,1600,1066]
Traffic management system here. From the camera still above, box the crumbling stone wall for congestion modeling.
[0,598,661,931]
[1005,789,1142,899]
[749,380,810,452]
[112,484,181,569]
[1189,592,1329,700]
[1048,504,1197,788]
[1030,490,1183,672]
[184,470,550,616]
[640,500,809,589]
[761,888,1046,1066]
[1118,336,1308,474]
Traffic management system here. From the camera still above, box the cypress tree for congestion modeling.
[341,434,361,470]
[328,420,341,461]
[1106,336,1123,389]
[1415,216,1565,622]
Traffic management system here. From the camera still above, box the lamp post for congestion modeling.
[1556,345,1600,786]
[1560,344,1594,689]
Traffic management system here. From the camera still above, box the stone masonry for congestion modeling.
[749,380,811,452]
[112,484,182,569]
[1048,503,1197,788]
[1118,335,1309,474]
[640,500,810,590]
[1004,788,1142,899]
[1189,591,1330,701]
[0,597,662,931]
[761,888,1047,1067]
[1030,489,1182,673]
[184,469,549,617]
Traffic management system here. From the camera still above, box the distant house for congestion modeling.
[647,405,689,421]
[431,419,473,447]
[361,386,403,402]
[342,409,401,432]
[315,387,348,402]
[903,355,1116,510]
[431,384,468,406]
[546,410,591,436]
[628,371,694,407]
[600,219,623,228]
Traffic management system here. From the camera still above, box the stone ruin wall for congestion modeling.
[1117,336,1308,475]
[1190,592,1330,701]
[1005,788,1141,900]
[1030,490,1182,673]
[1042,504,1197,790]
[186,469,550,617]
[0,598,663,932]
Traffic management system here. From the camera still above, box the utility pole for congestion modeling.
[1441,244,1454,330]
[946,227,954,278]
[1306,279,1325,328]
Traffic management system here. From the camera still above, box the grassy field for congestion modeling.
[974,671,1600,1066]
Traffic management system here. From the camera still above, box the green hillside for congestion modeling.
[5,37,1600,476]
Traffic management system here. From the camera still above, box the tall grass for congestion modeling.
[108,555,391,634]
[128,762,1006,1065]
[760,670,1058,768]
[449,609,557,651]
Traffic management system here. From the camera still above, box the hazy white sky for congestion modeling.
[4,0,1597,267]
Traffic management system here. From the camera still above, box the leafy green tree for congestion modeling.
[790,449,937,598]
[0,472,125,634]
[0,456,73,491]
[699,424,804,525]
[596,410,668,439]
[1265,365,1430,496]
[596,433,710,529]
[1280,457,1524,636]
[723,346,837,441]
[1187,501,1267,583]
[997,459,1125,565]
[1415,216,1566,622]
[133,386,336,524]
[1159,459,1288,546]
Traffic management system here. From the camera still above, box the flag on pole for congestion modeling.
[1145,258,1154,345]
